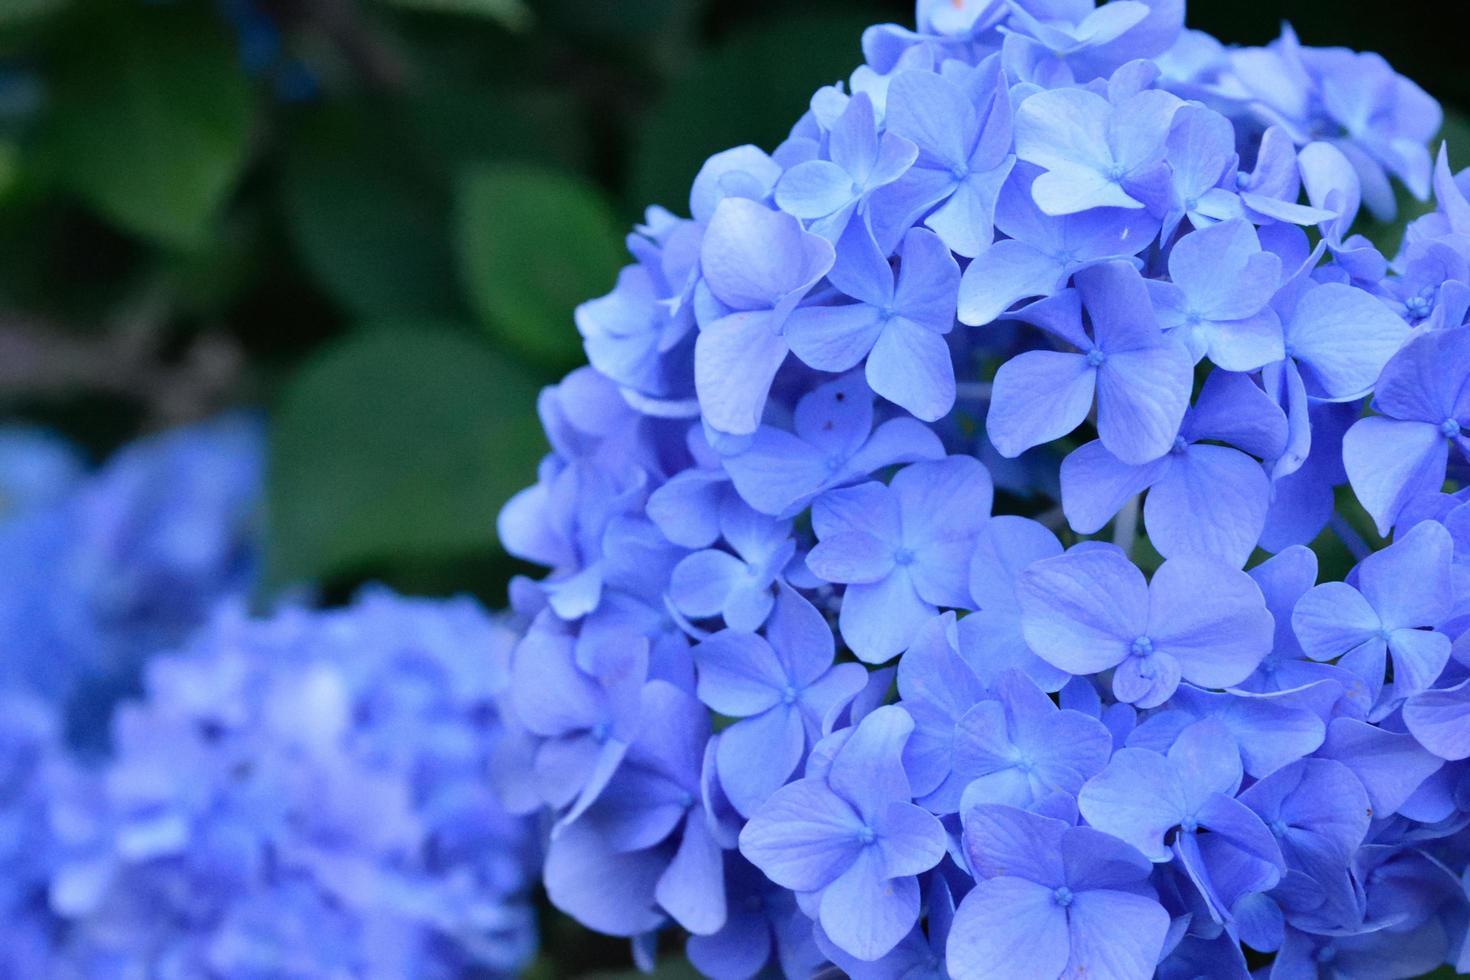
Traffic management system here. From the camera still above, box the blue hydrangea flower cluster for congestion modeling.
[0,415,264,740]
[18,589,540,977]
[498,1,1470,976]
[0,690,73,977]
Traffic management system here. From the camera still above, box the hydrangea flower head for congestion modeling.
[43,589,540,976]
[494,1,1470,975]
[0,415,264,742]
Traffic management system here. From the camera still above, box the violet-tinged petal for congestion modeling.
[1019,548,1146,675]
[737,778,862,892]
[986,351,1096,459]
[1404,679,1470,761]
[1343,417,1450,537]
[1146,555,1274,689]
[946,876,1070,980]
[819,848,923,962]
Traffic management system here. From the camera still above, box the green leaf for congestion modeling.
[282,108,463,320]
[533,0,684,39]
[41,7,253,249]
[0,0,67,28]
[629,8,881,212]
[582,959,705,980]
[375,0,531,30]
[398,84,589,179]
[455,165,623,367]
[268,323,545,586]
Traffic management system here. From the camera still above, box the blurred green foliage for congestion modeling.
[0,0,902,609]
[1,0,1468,974]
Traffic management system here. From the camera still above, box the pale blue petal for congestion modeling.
[986,351,1096,458]
[946,877,1070,980]
[1018,549,1144,675]
[820,848,922,962]
[694,631,786,716]
[785,304,887,373]
[1356,520,1455,630]
[1146,555,1274,688]
[1063,889,1171,980]
[1403,679,1470,761]
[839,569,934,664]
[717,705,806,816]
[1342,416,1449,536]
[775,159,858,219]
[866,317,956,422]
[1144,445,1270,568]
[828,705,916,819]
[956,240,1066,327]
[1078,748,1185,862]
[1290,581,1382,662]
[1060,440,1166,535]
[1095,343,1193,465]
[968,515,1063,610]
[657,812,728,935]
[694,311,789,436]
[738,778,862,891]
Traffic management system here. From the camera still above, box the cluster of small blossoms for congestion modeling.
[497,0,1470,976]
[0,690,74,977]
[0,420,543,975]
[0,415,265,741]
[29,589,540,977]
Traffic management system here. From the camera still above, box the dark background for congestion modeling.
[0,1,1464,975]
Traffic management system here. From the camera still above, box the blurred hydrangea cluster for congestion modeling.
[0,423,541,976]
[41,590,539,977]
[498,0,1470,976]
[0,415,264,741]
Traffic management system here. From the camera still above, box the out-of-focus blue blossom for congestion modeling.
[45,589,540,977]
[1226,25,1441,221]
[0,692,70,976]
[0,415,263,740]
[0,427,84,519]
